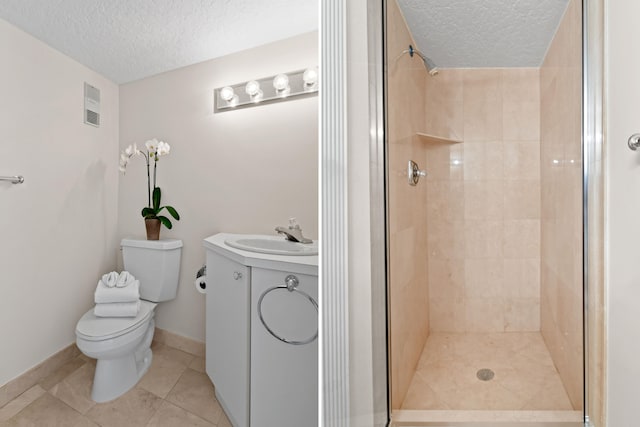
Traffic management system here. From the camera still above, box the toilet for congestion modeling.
[75,238,182,402]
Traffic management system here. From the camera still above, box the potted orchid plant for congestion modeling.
[119,138,180,240]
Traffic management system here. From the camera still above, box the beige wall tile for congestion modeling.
[152,329,204,358]
[188,357,206,374]
[465,220,504,259]
[428,219,465,260]
[428,259,465,300]
[504,298,540,331]
[464,258,503,298]
[503,220,541,259]
[465,298,504,332]
[427,181,464,221]
[539,0,584,410]
[502,68,541,141]
[425,69,464,141]
[38,357,87,391]
[425,67,542,334]
[429,298,465,332]
[425,144,452,181]
[390,227,418,289]
[463,142,504,180]
[504,180,541,220]
[504,141,541,180]
[464,180,504,220]
[387,0,431,409]
[503,259,541,298]
[463,70,503,141]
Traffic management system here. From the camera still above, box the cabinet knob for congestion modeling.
[233,271,243,280]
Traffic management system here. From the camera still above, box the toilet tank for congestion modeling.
[121,238,183,302]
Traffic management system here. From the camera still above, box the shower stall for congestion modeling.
[381,0,603,424]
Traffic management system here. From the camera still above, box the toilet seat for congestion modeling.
[76,300,157,341]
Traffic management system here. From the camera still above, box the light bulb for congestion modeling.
[245,80,261,97]
[220,86,235,102]
[252,90,263,103]
[303,68,318,88]
[273,74,289,91]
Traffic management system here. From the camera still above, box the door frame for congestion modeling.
[361,0,606,425]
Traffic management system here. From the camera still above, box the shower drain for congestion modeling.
[476,368,495,381]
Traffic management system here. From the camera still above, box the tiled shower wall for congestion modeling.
[387,0,430,410]
[424,68,542,333]
[540,0,584,410]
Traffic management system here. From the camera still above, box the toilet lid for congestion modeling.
[76,300,157,341]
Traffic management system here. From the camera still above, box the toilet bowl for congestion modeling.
[76,300,157,402]
[75,237,183,403]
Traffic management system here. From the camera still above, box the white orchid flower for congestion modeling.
[156,141,171,157]
[145,138,158,154]
[119,153,130,173]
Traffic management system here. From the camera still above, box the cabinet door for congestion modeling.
[206,251,251,427]
[250,268,318,426]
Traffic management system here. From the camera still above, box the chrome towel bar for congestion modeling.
[0,176,24,184]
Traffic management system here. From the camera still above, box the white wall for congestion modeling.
[118,32,319,342]
[605,1,640,424]
[0,19,119,386]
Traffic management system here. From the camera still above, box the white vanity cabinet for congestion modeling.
[250,268,318,426]
[203,233,318,427]
[205,250,251,427]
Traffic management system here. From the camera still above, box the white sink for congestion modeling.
[224,236,318,256]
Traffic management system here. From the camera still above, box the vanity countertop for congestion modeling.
[203,233,318,276]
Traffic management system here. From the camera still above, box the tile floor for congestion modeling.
[401,332,576,411]
[0,341,232,427]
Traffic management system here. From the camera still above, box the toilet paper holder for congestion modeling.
[194,265,207,293]
[196,265,206,279]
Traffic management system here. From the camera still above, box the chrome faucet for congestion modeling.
[275,218,313,244]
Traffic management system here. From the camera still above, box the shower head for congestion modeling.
[407,45,439,76]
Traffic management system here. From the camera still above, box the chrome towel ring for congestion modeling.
[257,275,318,346]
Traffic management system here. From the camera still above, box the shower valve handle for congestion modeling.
[408,160,427,186]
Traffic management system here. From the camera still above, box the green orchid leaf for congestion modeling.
[152,187,161,210]
[158,215,172,229]
[141,207,157,218]
[164,206,180,220]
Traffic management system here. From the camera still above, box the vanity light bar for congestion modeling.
[214,67,319,113]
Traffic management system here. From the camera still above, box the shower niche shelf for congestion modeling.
[416,132,462,145]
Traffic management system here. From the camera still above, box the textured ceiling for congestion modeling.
[396,0,570,68]
[0,0,318,84]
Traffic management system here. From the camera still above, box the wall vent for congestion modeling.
[84,83,100,127]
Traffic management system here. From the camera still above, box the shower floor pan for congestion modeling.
[393,332,583,425]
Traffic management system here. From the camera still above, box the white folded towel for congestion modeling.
[94,301,141,317]
[116,271,135,288]
[95,279,140,303]
[101,271,119,288]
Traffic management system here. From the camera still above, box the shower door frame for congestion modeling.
[366,0,605,425]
